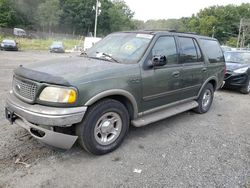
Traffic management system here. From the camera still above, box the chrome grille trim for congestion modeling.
[13,77,37,102]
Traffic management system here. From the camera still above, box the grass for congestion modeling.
[0,35,83,51]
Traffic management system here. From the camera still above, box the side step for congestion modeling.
[132,100,198,127]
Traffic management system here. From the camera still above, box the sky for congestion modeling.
[124,0,250,21]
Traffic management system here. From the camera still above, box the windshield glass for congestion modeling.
[86,33,153,64]
[224,51,250,64]
[51,41,63,47]
[3,39,15,45]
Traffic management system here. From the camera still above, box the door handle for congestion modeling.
[202,68,207,72]
[172,71,180,78]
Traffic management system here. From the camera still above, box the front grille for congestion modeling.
[13,77,37,101]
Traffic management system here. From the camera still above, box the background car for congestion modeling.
[0,39,18,51]
[49,41,65,53]
[224,50,250,94]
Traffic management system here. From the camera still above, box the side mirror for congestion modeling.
[151,55,167,67]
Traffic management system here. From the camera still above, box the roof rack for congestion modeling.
[141,29,198,35]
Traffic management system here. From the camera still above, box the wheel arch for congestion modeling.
[198,77,218,97]
[84,89,138,119]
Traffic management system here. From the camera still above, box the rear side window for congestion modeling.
[200,39,224,63]
[179,37,201,63]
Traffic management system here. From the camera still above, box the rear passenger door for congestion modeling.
[177,36,206,98]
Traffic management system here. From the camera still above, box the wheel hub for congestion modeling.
[94,112,122,145]
[100,121,112,134]
[202,89,211,109]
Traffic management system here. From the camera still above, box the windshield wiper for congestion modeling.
[96,52,120,63]
[80,51,88,57]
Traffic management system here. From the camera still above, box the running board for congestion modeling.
[132,101,198,127]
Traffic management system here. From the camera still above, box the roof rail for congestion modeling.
[141,29,198,35]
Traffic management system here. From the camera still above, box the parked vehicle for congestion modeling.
[13,28,27,37]
[49,41,65,53]
[5,31,225,155]
[0,39,18,51]
[224,50,250,94]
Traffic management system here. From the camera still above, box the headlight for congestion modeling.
[39,87,77,103]
[233,67,248,74]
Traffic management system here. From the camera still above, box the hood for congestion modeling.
[225,62,249,72]
[14,56,133,86]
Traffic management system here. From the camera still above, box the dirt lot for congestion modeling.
[0,50,249,188]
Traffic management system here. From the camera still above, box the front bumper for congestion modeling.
[6,92,87,126]
[5,92,87,149]
[14,117,78,149]
[224,72,249,88]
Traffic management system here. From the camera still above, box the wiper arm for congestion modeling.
[96,52,120,63]
[80,51,88,57]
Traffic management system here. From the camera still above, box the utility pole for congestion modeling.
[237,18,243,48]
[241,27,245,48]
[212,26,215,38]
[94,0,101,38]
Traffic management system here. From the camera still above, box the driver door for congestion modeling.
[141,36,183,111]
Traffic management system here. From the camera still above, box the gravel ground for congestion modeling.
[0,50,249,188]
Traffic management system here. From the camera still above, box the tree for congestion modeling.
[107,0,135,32]
[37,0,62,33]
[0,0,18,27]
[60,0,96,35]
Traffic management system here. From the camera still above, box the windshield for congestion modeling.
[3,39,15,45]
[51,41,63,46]
[86,33,153,64]
[224,51,250,64]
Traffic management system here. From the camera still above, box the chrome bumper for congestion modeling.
[6,92,87,126]
[15,117,78,149]
[5,92,87,149]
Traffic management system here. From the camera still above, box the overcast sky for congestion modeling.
[124,0,250,21]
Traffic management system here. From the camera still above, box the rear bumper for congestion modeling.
[5,92,87,149]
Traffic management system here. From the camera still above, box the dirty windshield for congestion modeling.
[86,33,153,64]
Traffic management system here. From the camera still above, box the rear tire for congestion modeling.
[194,83,214,114]
[76,99,129,155]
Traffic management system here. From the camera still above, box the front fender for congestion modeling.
[84,89,138,118]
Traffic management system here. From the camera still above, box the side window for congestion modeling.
[152,36,178,65]
[179,37,198,63]
[200,39,224,63]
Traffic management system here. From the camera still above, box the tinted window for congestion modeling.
[179,37,198,63]
[152,36,178,65]
[200,39,224,63]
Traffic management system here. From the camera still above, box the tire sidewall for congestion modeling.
[79,100,129,155]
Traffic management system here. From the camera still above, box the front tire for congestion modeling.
[240,79,250,94]
[76,99,129,155]
[194,83,214,114]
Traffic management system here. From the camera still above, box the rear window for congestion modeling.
[200,39,224,63]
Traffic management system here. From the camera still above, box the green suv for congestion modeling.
[5,31,225,155]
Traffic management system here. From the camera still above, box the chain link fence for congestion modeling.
[0,27,82,40]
